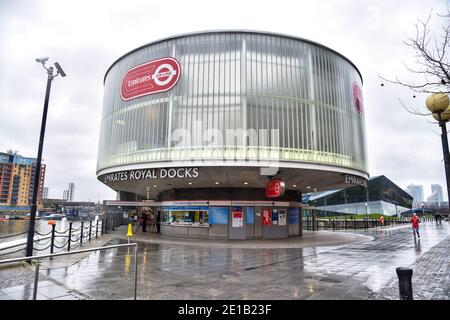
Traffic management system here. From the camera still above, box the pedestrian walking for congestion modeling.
[141,211,148,232]
[379,215,385,227]
[148,211,155,233]
[156,210,161,233]
[411,213,420,239]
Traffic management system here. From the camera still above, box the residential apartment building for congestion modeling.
[0,151,46,213]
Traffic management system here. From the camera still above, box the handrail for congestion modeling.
[0,243,136,264]
[0,243,139,300]
[0,219,104,254]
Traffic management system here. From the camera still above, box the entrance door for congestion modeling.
[254,207,262,238]
[228,206,246,239]
[262,208,289,239]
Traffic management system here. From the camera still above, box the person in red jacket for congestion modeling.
[379,215,385,227]
[411,213,420,239]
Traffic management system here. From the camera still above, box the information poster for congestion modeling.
[262,209,271,226]
[232,211,243,228]
[209,207,228,224]
[288,208,299,224]
[278,209,287,226]
[272,209,278,225]
[246,207,255,224]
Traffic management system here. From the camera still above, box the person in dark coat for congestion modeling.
[156,211,161,233]
[141,212,148,232]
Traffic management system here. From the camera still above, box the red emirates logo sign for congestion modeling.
[121,57,181,101]
[265,179,285,198]
[352,82,364,115]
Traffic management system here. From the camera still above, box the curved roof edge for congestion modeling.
[103,29,363,84]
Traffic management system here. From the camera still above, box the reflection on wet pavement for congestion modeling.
[8,222,449,300]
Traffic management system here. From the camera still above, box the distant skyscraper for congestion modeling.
[430,184,444,202]
[68,183,75,201]
[406,183,424,206]
[43,187,49,199]
[63,190,69,201]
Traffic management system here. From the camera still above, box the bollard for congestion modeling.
[67,223,72,252]
[396,267,413,300]
[80,221,84,247]
[49,222,56,254]
[33,261,40,300]
[60,217,67,234]
[127,223,133,244]
[89,220,92,242]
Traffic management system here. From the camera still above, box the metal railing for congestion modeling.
[0,243,138,300]
[0,219,107,258]
[302,216,436,231]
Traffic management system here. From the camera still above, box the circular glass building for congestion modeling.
[97,30,368,239]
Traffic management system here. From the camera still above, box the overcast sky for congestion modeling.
[0,0,448,202]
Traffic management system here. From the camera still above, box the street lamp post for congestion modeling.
[421,202,425,218]
[25,58,66,259]
[426,93,450,217]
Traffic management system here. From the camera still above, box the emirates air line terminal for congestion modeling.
[96,30,368,240]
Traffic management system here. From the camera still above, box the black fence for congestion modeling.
[302,216,435,231]
[0,219,106,258]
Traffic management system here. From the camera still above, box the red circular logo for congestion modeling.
[121,57,181,101]
[274,183,280,194]
[352,82,364,115]
[265,179,285,198]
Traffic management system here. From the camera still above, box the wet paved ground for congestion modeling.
[0,221,449,300]
[371,232,450,300]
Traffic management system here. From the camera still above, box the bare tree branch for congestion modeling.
[380,10,450,99]
[398,98,433,116]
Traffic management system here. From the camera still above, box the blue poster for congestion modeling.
[289,208,299,224]
[272,209,278,224]
[246,207,254,224]
[209,207,228,224]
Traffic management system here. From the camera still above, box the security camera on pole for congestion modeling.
[25,58,66,260]
[425,93,450,216]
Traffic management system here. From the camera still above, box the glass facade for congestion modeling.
[97,31,367,175]
[311,175,413,215]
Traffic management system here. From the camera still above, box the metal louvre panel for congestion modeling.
[97,32,367,175]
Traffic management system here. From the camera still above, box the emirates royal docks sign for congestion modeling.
[121,57,181,101]
[102,167,199,184]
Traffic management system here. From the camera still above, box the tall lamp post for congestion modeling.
[25,57,66,259]
[425,93,450,217]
